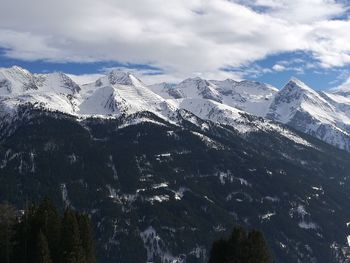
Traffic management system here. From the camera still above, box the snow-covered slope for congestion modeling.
[4,66,350,152]
[149,77,277,117]
[210,79,277,117]
[267,78,350,151]
[78,71,176,118]
[0,66,80,116]
[0,67,176,120]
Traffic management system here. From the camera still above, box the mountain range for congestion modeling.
[1,66,350,153]
[1,66,350,262]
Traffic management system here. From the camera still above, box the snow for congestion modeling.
[60,183,71,207]
[106,185,117,199]
[146,195,170,204]
[107,155,118,180]
[173,187,188,200]
[0,66,177,122]
[150,77,277,117]
[267,78,350,151]
[298,221,318,230]
[140,226,183,263]
[2,66,349,152]
[260,212,276,221]
[152,182,169,189]
[191,131,223,149]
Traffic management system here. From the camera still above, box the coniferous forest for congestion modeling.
[0,197,274,263]
[0,199,96,263]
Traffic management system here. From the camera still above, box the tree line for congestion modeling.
[0,199,96,263]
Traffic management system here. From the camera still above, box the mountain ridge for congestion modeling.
[2,66,350,152]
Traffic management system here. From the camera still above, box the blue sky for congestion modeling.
[0,0,350,89]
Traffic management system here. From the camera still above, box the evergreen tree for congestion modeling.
[12,202,38,263]
[243,230,273,263]
[60,209,85,263]
[226,227,247,263]
[208,238,229,263]
[76,214,95,263]
[34,199,61,263]
[0,200,96,263]
[36,231,52,263]
[0,203,16,263]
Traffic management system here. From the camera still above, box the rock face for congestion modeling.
[2,67,350,262]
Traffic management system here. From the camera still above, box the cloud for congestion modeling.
[0,0,349,81]
[240,0,346,23]
[272,64,286,71]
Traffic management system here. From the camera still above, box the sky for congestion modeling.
[1,0,350,90]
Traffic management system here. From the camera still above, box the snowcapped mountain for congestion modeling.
[149,77,277,117]
[0,67,176,120]
[149,75,350,152]
[78,70,176,118]
[3,66,350,152]
[266,78,350,152]
[0,66,80,117]
[0,67,306,146]
[3,66,350,263]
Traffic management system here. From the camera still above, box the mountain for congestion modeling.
[2,66,350,262]
[149,77,277,117]
[266,78,350,152]
[78,70,176,118]
[1,105,350,263]
[0,67,176,121]
[149,76,350,153]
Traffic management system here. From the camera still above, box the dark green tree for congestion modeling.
[12,202,38,263]
[76,214,95,263]
[208,239,229,263]
[0,203,16,263]
[60,209,85,263]
[242,230,273,263]
[34,199,61,263]
[226,227,247,263]
[36,231,52,263]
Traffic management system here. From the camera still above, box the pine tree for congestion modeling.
[12,202,38,263]
[0,203,16,263]
[60,209,85,263]
[34,199,61,263]
[243,230,273,263]
[76,214,95,263]
[208,238,229,263]
[227,226,247,263]
[36,231,53,263]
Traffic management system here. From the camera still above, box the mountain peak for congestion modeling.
[9,65,31,75]
[38,72,80,94]
[105,70,143,86]
[180,76,207,84]
[287,77,311,89]
[283,77,315,94]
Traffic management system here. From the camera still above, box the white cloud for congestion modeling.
[0,0,349,81]
[272,64,286,71]
[243,0,346,23]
